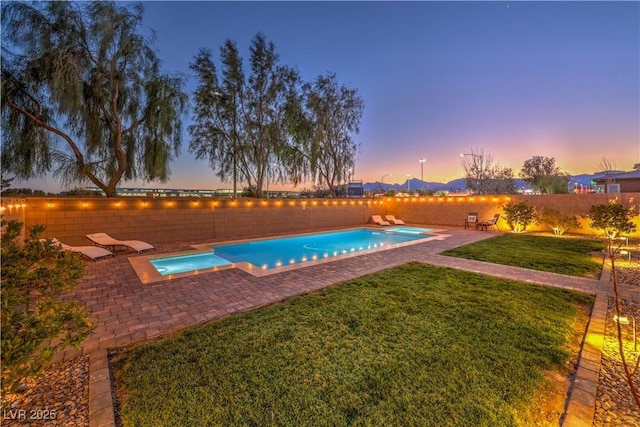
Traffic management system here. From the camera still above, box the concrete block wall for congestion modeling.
[12,193,640,246]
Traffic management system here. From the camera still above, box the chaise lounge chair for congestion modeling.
[371,215,391,226]
[385,215,406,225]
[86,233,155,254]
[45,238,115,261]
[477,214,500,231]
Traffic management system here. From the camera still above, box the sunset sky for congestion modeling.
[13,1,640,192]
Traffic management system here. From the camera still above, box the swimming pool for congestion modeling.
[146,227,436,278]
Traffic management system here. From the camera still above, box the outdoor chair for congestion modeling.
[465,212,478,229]
[385,215,405,225]
[86,232,155,253]
[43,238,115,261]
[371,215,391,226]
[477,214,500,231]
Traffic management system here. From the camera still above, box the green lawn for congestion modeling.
[442,233,604,278]
[111,263,593,427]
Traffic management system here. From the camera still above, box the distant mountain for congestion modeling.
[362,172,608,193]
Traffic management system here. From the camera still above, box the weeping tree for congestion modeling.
[189,34,300,198]
[286,73,364,197]
[1,1,187,197]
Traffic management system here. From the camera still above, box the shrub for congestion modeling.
[539,208,581,235]
[1,220,95,396]
[502,201,538,233]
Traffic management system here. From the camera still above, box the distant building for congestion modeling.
[82,187,300,198]
[593,166,640,193]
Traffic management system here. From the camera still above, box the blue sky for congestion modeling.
[14,1,640,191]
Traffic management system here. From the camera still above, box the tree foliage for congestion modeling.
[189,34,301,198]
[519,156,569,194]
[189,35,363,198]
[1,220,94,396]
[502,201,539,233]
[286,73,364,197]
[460,148,516,194]
[588,202,636,239]
[1,1,187,197]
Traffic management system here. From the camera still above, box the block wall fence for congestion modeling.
[1,193,638,246]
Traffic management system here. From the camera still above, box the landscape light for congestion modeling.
[614,314,637,353]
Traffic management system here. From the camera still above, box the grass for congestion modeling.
[441,233,604,278]
[111,263,594,427]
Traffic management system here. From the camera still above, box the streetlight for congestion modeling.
[407,174,412,191]
[381,173,390,183]
[419,158,426,189]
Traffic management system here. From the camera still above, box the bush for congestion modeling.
[1,220,95,397]
[502,201,538,233]
[539,208,581,235]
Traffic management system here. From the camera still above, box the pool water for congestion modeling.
[150,227,433,275]
[386,226,432,234]
[150,252,232,276]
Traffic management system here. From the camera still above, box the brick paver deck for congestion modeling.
[62,226,638,427]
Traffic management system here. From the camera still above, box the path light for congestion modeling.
[620,249,631,263]
[615,314,637,353]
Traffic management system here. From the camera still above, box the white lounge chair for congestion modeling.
[385,215,405,225]
[44,238,114,261]
[371,215,391,226]
[86,233,155,254]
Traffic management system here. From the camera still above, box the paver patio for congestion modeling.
[56,226,638,427]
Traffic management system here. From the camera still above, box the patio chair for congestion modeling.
[477,214,500,231]
[385,215,405,225]
[86,232,155,253]
[465,212,478,229]
[371,215,391,226]
[44,238,115,261]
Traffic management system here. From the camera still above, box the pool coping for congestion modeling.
[128,226,450,283]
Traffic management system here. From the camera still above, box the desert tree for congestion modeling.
[189,34,301,198]
[1,1,187,197]
[460,148,515,194]
[588,202,639,408]
[597,157,619,192]
[519,156,569,194]
[286,73,364,197]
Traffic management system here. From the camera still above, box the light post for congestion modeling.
[419,158,426,190]
[407,174,411,192]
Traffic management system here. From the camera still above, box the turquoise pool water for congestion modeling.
[150,227,433,275]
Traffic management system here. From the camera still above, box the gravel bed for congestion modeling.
[2,355,89,426]
[594,299,640,426]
